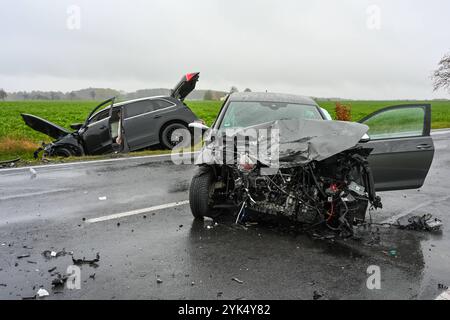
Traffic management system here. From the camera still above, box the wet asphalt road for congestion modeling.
[0,133,449,300]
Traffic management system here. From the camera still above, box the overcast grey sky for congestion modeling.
[1,0,449,99]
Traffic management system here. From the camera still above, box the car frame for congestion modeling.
[188,92,435,226]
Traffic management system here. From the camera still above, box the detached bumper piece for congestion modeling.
[396,213,443,232]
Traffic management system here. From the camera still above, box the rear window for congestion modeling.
[152,99,174,110]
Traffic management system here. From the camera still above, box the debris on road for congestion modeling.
[48,267,57,273]
[89,273,96,280]
[313,290,323,300]
[29,168,37,179]
[365,227,381,246]
[72,253,100,267]
[17,254,30,259]
[396,214,443,232]
[438,283,449,290]
[51,273,68,288]
[98,196,107,201]
[231,277,244,284]
[37,288,49,298]
[383,249,397,257]
[42,249,71,259]
[157,278,163,284]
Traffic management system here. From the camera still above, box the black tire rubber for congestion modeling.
[160,123,189,150]
[53,147,73,157]
[189,167,215,219]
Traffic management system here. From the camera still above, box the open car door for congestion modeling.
[171,72,199,101]
[81,98,115,155]
[359,104,434,191]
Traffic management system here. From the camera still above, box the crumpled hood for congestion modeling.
[195,119,369,168]
[21,114,71,140]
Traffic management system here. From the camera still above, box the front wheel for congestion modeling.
[52,147,73,157]
[189,167,216,219]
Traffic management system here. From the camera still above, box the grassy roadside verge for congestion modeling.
[1,99,449,166]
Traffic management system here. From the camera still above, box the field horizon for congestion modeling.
[1,99,449,162]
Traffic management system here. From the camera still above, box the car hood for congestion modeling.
[21,114,71,140]
[195,119,369,168]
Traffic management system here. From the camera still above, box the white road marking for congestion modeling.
[0,151,199,173]
[85,200,190,223]
[0,129,448,174]
[381,194,450,225]
[435,290,450,300]
[0,188,71,201]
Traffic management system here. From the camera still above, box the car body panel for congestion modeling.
[82,115,114,155]
[358,104,434,191]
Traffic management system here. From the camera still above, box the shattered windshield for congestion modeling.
[219,101,323,129]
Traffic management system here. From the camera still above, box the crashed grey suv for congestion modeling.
[21,73,200,158]
[188,92,434,235]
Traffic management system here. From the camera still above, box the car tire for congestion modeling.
[52,147,73,157]
[189,167,216,219]
[160,123,190,150]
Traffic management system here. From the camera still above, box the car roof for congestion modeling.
[228,92,318,106]
[114,95,172,107]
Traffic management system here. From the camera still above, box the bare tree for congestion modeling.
[432,53,450,93]
[244,88,252,92]
[0,88,7,101]
[229,86,239,94]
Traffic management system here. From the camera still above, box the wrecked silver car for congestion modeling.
[188,92,435,235]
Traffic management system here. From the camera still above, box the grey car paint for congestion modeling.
[86,96,198,153]
[358,104,434,191]
[208,92,434,192]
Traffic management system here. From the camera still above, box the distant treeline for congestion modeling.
[2,88,228,101]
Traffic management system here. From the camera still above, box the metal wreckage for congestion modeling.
[189,119,383,236]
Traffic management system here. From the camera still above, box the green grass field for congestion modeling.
[1,99,449,162]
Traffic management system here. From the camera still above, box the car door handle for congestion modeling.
[154,115,162,119]
[99,125,107,130]
[416,144,432,150]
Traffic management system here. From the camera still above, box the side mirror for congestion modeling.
[70,123,83,130]
[359,133,370,143]
[188,122,209,131]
